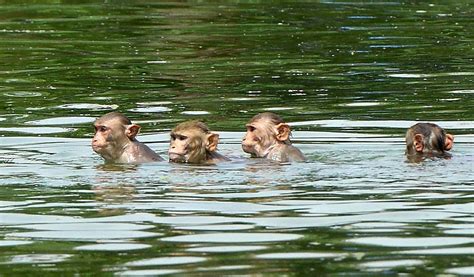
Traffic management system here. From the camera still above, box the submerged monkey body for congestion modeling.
[264,144,306,163]
[104,141,162,164]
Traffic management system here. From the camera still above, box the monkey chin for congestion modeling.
[241,145,256,155]
[168,152,187,163]
[91,144,105,154]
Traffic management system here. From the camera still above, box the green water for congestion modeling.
[0,1,473,276]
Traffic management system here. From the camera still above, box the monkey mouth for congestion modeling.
[91,144,104,153]
[241,144,257,156]
[168,152,186,163]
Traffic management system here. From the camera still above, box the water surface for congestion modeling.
[0,1,473,276]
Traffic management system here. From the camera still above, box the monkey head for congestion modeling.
[405,123,454,159]
[242,112,291,158]
[92,112,141,161]
[168,121,220,164]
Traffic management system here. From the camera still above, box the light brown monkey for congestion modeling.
[242,112,305,162]
[168,120,229,164]
[92,112,163,163]
[405,122,454,162]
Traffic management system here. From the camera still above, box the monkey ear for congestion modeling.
[414,134,424,152]
[206,133,219,152]
[445,133,454,151]
[275,123,290,142]
[126,124,141,140]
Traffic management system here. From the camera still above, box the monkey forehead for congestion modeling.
[174,121,210,133]
[94,118,124,128]
[246,121,273,130]
[172,128,204,136]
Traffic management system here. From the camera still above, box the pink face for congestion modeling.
[242,121,273,158]
[92,119,122,155]
[168,130,192,162]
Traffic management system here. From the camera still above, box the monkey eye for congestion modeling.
[247,126,256,132]
[177,135,188,141]
[97,126,108,132]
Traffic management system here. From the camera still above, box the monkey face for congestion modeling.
[92,122,117,155]
[168,131,191,163]
[91,112,160,163]
[168,123,219,164]
[242,122,273,158]
[92,118,136,161]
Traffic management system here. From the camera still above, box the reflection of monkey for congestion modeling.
[405,123,454,162]
[168,120,229,164]
[92,112,163,163]
[94,184,136,216]
[242,112,305,162]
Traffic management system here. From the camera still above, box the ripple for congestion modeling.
[0,240,34,247]
[256,252,344,259]
[136,101,173,105]
[444,229,474,235]
[162,233,302,243]
[187,245,266,253]
[0,127,74,134]
[438,224,474,235]
[272,200,416,215]
[347,237,474,247]
[339,102,383,107]
[75,243,151,251]
[56,103,118,110]
[445,266,474,275]
[351,222,407,228]
[263,107,296,111]
[171,190,296,199]
[117,269,182,276]
[16,223,153,231]
[449,89,474,94]
[361,259,424,268]
[1,254,72,265]
[4,91,42,97]
[353,228,403,233]
[108,200,291,215]
[290,119,474,129]
[26,117,95,126]
[181,111,210,115]
[388,72,474,78]
[175,224,255,231]
[228,97,255,101]
[398,247,474,255]
[126,256,206,267]
[7,230,160,241]
[146,60,168,64]
[129,107,172,113]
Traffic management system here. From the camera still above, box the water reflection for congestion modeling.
[125,256,206,267]
[0,0,473,275]
[75,243,151,252]
[1,254,73,265]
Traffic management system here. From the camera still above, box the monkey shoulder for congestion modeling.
[131,141,164,162]
[284,144,306,162]
[209,152,230,163]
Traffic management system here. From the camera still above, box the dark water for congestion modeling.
[0,1,473,276]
